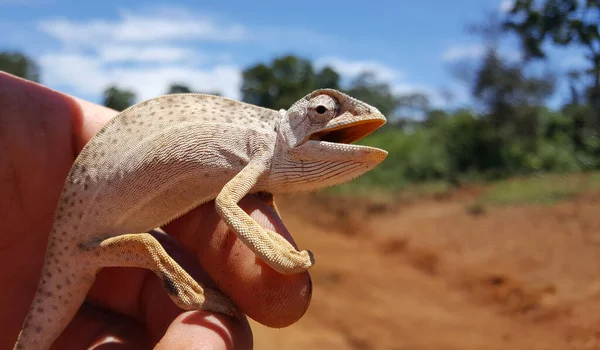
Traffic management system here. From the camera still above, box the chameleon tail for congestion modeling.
[13,237,95,350]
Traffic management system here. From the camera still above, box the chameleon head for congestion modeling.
[271,89,388,192]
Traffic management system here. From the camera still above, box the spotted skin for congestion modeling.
[14,89,387,349]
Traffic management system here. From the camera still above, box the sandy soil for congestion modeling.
[249,189,600,350]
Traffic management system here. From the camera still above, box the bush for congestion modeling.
[343,105,600,191]
[351,126,449,188]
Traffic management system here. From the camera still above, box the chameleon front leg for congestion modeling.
[81,233,239,317]
[216,162,314,274]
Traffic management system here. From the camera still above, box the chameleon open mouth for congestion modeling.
[309,118,386,144]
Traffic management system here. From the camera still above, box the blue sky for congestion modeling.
[0,0,588,110]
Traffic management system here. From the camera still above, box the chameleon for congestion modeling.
[13,88,387,349]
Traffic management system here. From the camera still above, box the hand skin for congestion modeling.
[0,72,312,349]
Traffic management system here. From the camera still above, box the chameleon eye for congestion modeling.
[308,94,338,122]
[315,105,327,114]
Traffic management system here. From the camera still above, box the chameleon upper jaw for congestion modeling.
[308,118,386,145]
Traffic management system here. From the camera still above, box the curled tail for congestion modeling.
[13,235,96,350]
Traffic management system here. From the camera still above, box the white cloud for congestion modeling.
[442,44,486,62]
[315,56,448,108]
[113,65,242,101]
[39,54,107,95]
[32,6,341,103]
[34,8,249,102]
[98,45,202,63]
[38,10,246,46]
[393,83,434,97]
[499,0,514,13]
[37,11,337,58]
[443,43,523,64]
[315,56,402,81]
[39,53,242,101]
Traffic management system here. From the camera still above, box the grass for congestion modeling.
[324,171,600,207]
[480,172,600,206]
[326,179,452,201]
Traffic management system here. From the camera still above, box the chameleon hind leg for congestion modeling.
[81,233,239,317]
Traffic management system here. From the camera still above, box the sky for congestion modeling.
[0,0,589,109]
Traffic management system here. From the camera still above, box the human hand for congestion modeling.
[0,72,312,349]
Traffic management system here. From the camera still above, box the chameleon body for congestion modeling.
[14,89,387,349]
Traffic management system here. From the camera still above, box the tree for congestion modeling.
[241,55,340,110]
[472,48,555,139]
[455,13,555,137]
[423,109,449,127]
[0,51,40,82]
[241,54,414,123]
[503,0,600,123]
[344,72,400,117]
[165,83,222,96]
[167,83,193,94]
[102,86,136,112]
[315,66,341,90]
[437,110,505,183]
[395,92,430,120]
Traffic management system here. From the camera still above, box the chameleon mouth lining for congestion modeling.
[309,119,385,144]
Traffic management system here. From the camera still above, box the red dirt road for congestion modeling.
[250,190,600,349]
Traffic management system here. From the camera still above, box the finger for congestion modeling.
[0,72,116,157]
[0,72,114,348]
[155,311,252,350]
[164,195,313,328]
[52,302,151,350]
[0,73,79,235]
[71,95,118,149]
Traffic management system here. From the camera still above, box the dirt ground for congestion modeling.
[249,188,600,350]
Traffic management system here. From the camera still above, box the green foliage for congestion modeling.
[503,0,600,122]
[336,102,600,191]
[167,83,193,94]
[242,55,338,110]
[0,51,40,82]
[344,72,401,117]
[5,48,600,198]
[165,83,222,96]
[315,67,341,90]
[481,172,600,205]
[241,55,401,118]
[351,126,449,188]
[472,49,555,139]
[436,110,504,178]
[102,85,136,112]
[502,138,581,173]
[504,0,599,60]
[396,93,431,120]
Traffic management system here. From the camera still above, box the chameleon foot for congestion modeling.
[263,229,314,274]
[82,233,240,317]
